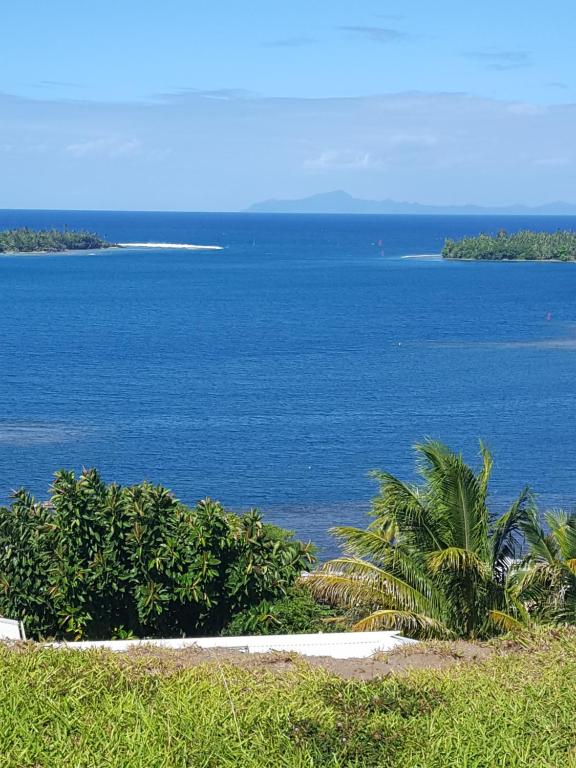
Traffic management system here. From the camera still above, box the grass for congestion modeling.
[0,632,575,767]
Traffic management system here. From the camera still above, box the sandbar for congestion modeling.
[119,242,223,251]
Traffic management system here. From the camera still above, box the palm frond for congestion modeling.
[370,472,443,551]
[329,526,439,607]
[477,441,494,500]
[416,441,486,553]
[352,609,453,638]
[304,572,395,610]
[491,487,533,579]
[522,513,558,564]
[329,526,395,561]
[545,509,576,561]
[488,610,528,633]
[305,557,435,615]
[427,547,491,579]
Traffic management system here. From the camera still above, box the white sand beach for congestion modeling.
[119,242,223,251]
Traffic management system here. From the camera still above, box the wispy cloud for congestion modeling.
[304,150,376,170]
[304,133,437,171]
[532,155,574,167]
[65,138,143,158]
[39,80,84,88]
[464,48,531,71]
[507,102,544,116]
[1,90,576,210]
[157,88,253,102]
[339,26,407,44]
[262,37,316,48]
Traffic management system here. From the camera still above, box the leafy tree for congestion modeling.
[0,469,314,640]
[305,441,532,639]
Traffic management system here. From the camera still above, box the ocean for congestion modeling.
[1,210,575,553]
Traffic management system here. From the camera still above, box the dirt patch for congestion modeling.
[114,640,499,681]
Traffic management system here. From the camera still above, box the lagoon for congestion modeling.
[1,210,576,552]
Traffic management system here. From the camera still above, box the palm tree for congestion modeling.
[306,441,532,638]
[514,509,576,624]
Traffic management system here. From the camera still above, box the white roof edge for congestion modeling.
[44,630,417,659]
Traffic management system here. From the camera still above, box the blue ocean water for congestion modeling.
[1,210,576,553]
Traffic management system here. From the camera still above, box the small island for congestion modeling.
[442,229,576,262]
[0,227,117,253]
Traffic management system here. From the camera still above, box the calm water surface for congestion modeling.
[1,211,576,553]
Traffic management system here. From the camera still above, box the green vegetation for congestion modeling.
[1,443,576,643]
[222,584,340,636]
[515,508,576,625]
[0,227,116,252]
[1,451,576,765]
[0,633,575,767]
[442,229,576,261]
[306,441,576,639]
[0,469,313,640]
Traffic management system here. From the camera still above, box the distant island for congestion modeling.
[442,229,576,261]
[246,190,576,216]
[0,228,116,253]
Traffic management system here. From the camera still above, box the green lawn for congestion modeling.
[1,633,575,767]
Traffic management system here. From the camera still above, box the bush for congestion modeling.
[222,584,341,636]
[0,469,314,640]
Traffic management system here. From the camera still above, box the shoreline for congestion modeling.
[443,256,576,263]
[0,242,224,255]
[0,246,117,256]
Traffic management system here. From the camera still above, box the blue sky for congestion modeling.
[1,0,575,210]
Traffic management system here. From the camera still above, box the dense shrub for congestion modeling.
[0,469,314,640]
[222,584,341,636]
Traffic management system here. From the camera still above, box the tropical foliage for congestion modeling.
[0,469,314,640]
[0,227,115,252]
[442,229,576,261]
[514,508,576,625]
[222,584,340,636]
[306,441,533,638]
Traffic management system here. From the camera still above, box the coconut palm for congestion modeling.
[306,441,532,638]
[514,509,576,624]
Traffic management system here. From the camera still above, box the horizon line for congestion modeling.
[2,206,576,217]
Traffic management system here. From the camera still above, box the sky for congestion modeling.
[1,0,575,210]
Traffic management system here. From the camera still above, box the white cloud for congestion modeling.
[303,134,438,172]
[1,90,576,209]
[304,150,376,170]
